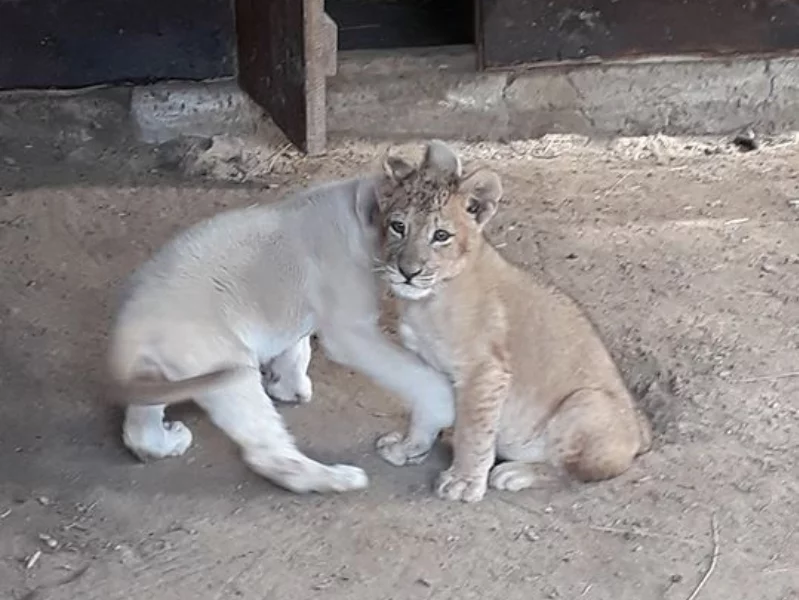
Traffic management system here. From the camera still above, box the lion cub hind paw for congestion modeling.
[435,468,488,503]
[376,431,431,466]
[489,461,557,492]
[124,420,193,462]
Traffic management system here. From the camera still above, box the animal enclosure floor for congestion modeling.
[0,128,798,600]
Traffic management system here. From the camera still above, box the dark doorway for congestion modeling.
[0,0,236,90]
[477,0,799,68]
[326,0,474,51]
[0,0,475,90]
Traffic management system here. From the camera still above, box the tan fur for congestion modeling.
[374,141,652,502]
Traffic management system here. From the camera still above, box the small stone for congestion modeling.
[415,578,432,588]
[524,529,540,542]
[25,550,42,570]
[311,579,333,591]
[732,130,758,152]
[760,263,777,274]
[38,533,58,549]
[37,496,51,506]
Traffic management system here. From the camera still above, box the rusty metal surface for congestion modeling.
[478,0,799,68]
[0,0,234,89]
[235,0,327,154]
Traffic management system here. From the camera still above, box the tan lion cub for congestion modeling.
[374,141,652,502]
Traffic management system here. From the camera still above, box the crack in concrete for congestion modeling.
[765,62,778,105]
[564,72,597,130]
[754,59,779,127]
[495,72,514,140]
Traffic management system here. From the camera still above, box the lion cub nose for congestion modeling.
[398,265,422,283]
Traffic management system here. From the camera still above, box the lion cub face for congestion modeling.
[376,141,503,300]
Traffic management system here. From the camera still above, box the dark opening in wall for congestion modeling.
[0,0,235,89]
[326,0,474,51]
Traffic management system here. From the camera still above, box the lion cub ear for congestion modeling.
[461,169,503,227]
[422,140,463,179]
[378,154,415,210]
[382,156,415,183]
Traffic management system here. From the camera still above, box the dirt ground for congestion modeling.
[1,94,798,600]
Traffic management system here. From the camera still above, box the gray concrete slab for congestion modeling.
[121,49,799,146]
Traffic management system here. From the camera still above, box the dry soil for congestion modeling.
[0,106,798,600]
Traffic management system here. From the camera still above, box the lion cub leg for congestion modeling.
[319,322,455,467]
[490,388,647,492]
[122,359,193,461]
[546,387,644,483]
[264,336,313,404]
[196,368,368,494]
[436,363,510,503]
[489,436,559,492]
[123,404,194,461]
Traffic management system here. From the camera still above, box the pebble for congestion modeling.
[25,549,42,570]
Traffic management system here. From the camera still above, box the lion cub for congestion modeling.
[374,141,652,502]
[108,174,456,495]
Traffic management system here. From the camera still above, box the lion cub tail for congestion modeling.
[115,367,254,406]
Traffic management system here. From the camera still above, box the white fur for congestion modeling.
[264,336,313,404]
[123,404,193,461]
[390,283,433,301]
[109,176,454,494]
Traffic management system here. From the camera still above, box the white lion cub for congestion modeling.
[108,174,455,494]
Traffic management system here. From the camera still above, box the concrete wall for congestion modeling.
[127,48,799,147]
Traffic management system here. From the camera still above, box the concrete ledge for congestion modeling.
[131,80,264,144]
[125,50,799,146]
[327,71,510,141]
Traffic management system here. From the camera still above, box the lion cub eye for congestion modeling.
[389,221,406,236]
[432,229,453,243]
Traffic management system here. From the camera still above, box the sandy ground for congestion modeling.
[0,119,798,600]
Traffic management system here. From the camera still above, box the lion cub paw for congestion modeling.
[435,468,487,503]
[376,431,432,466]
[264,373,313,404]
[124,420,193,462]
[323,464,370,493]
[489,461,556,492]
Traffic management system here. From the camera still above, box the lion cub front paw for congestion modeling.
[375,431,432,466]
[435,468,488,503]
